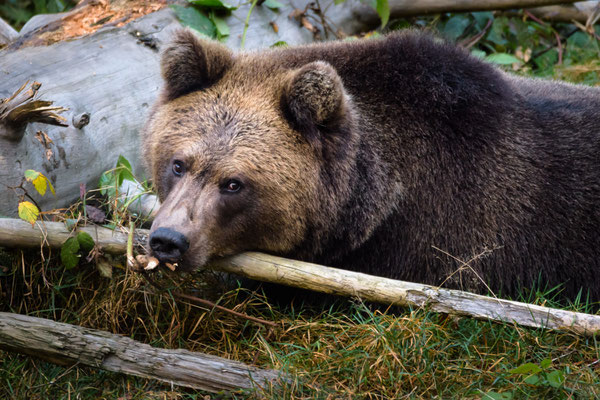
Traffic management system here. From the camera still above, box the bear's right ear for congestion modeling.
[161,29,234,101]
[282,61,349,137]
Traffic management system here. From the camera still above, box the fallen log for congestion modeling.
[1,218,599,336]
[0,312,283,393]
[355,0,581,20]
[0,2,373,218]
[0,17,18,46]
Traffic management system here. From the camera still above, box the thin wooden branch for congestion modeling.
[0,218,148,255]
[141,272,279,328]
[385,0,581,16]
[1,218,599,335]
[209,253,600,336]
[0,312,283,393]
[353,0,586,25]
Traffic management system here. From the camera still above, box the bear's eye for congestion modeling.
[172,160,185,177]
[222,179,242,193]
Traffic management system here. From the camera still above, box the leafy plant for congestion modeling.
[0,0,77,30]
[16,169,55,226]
[509,358,566,388]
[98,155,137,199]
[97,155,155,227]
[170,0,244,41]
[60,231,95,270]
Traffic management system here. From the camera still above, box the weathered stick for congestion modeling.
[0,312,283,393]
[0,218,148,254]
[210,253,600,336]
[386,0,581,15]
[514,5,592,22]
[1,218,599,335]
[353,0,585,25]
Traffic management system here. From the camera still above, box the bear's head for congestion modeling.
[143,30,358,270]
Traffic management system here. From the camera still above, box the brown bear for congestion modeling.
[143,29,600,301]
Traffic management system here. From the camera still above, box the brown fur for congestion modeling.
[144,29,600,300]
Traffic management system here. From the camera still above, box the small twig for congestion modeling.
[126,221,136,270]
[314,0,329,39]
[174,292,278,328]
[461,18,493,49]
[240,0,258,50]
[524,9,547,25]
[432,245,501,304]
[530,28,578,63]
[141,273,277,328]
[554,30,563,65]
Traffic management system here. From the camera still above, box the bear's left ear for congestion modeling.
[161,29,234,101]
[282,61,348,134]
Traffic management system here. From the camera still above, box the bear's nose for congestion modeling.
[149,227,190,262]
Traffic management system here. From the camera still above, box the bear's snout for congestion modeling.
[149,227,190,263]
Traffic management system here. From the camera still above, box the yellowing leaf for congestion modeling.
[24,169,40,181]
[46,178,55,195]
[24,169,55,196]
[18,201,40,225]
[31,175,47,196]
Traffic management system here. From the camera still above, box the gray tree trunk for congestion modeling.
[0,2,371,217]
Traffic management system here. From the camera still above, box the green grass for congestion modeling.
[1,249,599,399]
[1,6,600,400]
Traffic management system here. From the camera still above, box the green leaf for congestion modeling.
[442,15,471,41]
[546,370,565,388]
[533,49,558,73]
[262,0,284,10]
[523,374,540,385]
[188,0,237,10]
[481,391,513,400]
[24,169,40,182]
[487,18,508,46]
[471,49,486,59]
[60,237,80,269]
[509,363,542,375]
[0,5,33,25]
[212,14,229,38]
[98,170,116,197]
[76,232,95,253]
[485,53,521,65]
[18,201,40,226]
[471,11,493,29]
[374,0,389,28]
[33,0,48,13]
[540,358,552,369]
[115,155,136,186]
[270,40,288,48]
[170,5,217,38]
[116,155,132,172]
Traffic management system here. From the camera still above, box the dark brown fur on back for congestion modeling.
[144,30,600,300]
